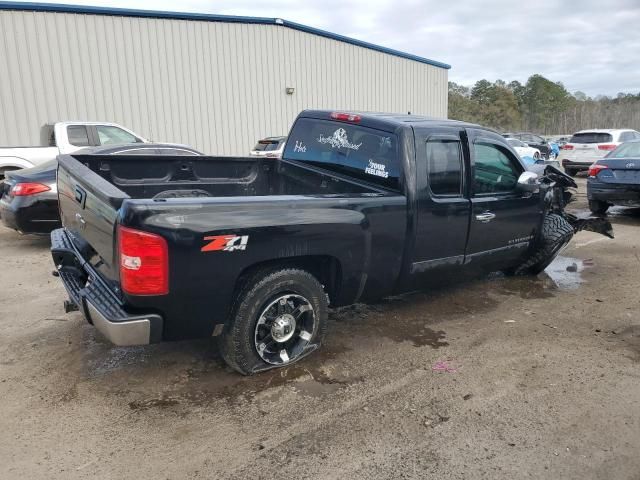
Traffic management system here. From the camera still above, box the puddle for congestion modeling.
[331,286,499,347]
[490,274,556,299]
[544,256,593,290]
[487,255,594,298]
[331,302,450,347]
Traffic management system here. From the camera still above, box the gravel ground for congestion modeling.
[0,177,639,479]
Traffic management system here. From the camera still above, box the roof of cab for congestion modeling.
[299,110,487,131]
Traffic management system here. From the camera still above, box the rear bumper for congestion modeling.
[561,159,594,171]
[50,228,163,346]
[588,181,640,205]
[0,194,60,234]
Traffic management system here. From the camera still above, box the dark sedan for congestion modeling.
[587,140,640,214]
[0,143,203,234]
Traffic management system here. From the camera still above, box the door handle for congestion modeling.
[475,212,496,223]
[75,212,86,229]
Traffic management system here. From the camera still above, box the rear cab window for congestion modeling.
[570,132,613,144]
[426,137,463,196]
[283,118,400,191]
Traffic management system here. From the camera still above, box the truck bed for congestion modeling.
[64,154,383,204]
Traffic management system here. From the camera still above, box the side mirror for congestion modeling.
[517,171,539,193]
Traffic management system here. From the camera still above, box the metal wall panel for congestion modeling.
[0,10,448,154]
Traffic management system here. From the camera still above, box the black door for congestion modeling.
[465,128,542,268]
[411,127,471,274]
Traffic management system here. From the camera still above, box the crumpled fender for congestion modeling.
[565,212,614,239]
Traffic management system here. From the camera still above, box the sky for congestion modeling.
[10,0,640,96]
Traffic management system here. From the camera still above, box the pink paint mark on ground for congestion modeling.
[432,360,459,373]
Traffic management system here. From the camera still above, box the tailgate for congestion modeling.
[56,154,129,289]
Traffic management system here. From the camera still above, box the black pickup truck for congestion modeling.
[51,110,611,375]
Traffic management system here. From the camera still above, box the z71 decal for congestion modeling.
[201,235,249,252]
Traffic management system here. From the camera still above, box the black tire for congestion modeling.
[565,168,577,177]
[589,199,609,215]
[219,268,328,375]
[512,214,574,276]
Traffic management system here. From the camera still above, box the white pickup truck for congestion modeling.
[0,122,147,178]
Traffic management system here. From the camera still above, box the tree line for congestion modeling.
[448,74,640,135]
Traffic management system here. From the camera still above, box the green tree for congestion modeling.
[521,75,572,132]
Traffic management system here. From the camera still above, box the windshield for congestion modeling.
[570,132,613,144]
[607,142,640,158]
[283,118,400,191]
[253,139,284,152]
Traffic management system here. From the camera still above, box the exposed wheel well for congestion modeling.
[233,256,342,306]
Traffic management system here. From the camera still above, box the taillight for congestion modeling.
[561,144,574,150]
[598,144,616,151]
[118,225,169,296]
[588,164,609,178]
[11,182,51,196]
[330,112,361,123]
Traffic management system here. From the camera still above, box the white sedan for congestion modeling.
[506,138,541,161]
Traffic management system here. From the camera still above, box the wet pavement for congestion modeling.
[1,178,640,479]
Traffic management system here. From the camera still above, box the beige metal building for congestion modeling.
[0,2,450,155]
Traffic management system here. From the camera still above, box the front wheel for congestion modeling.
[219,268,328,375]
[511,214,574,276]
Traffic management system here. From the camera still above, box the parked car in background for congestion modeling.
[587,140,640,214]
[0,122,148,178]
[559,129,640,176]
[503,132,551,159]
[548,135,571,148]
[506,138,541,162]
[0,143,203,235]
[250,136,287,158]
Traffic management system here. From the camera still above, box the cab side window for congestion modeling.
[620,131,635,142]
[67,126,91,147]
[426,138,463,196]
[96,126,139,146]
[473,142,521,194]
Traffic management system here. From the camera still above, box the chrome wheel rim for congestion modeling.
[254,294,316,365]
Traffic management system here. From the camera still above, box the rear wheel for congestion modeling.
[219,268,328,375]
[565,168,577,177]
[511,214,574,276]
[589,199,609,215]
